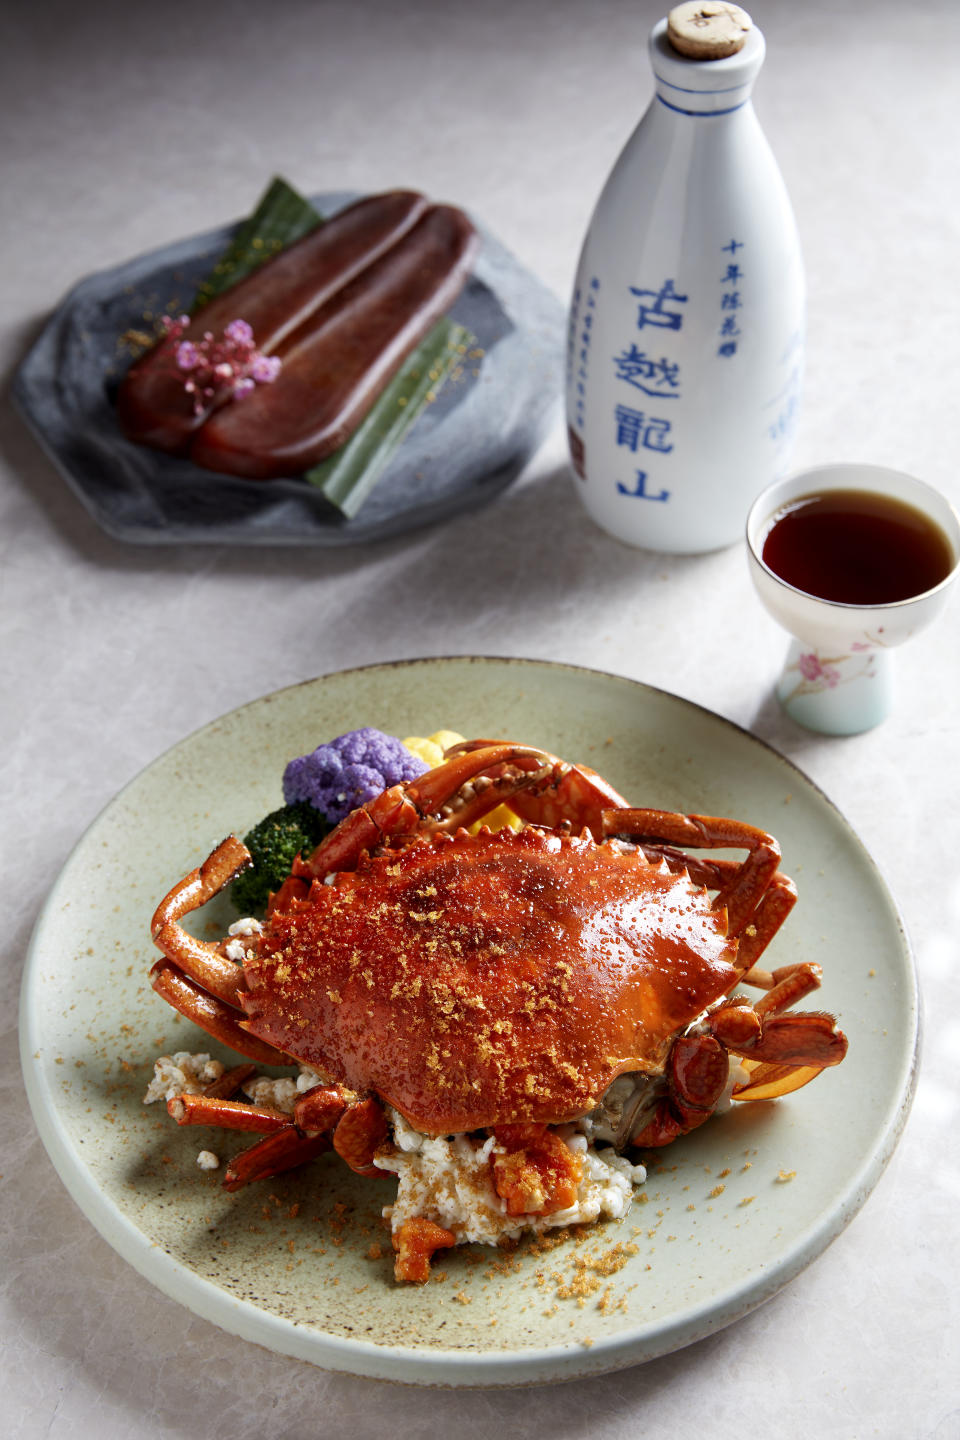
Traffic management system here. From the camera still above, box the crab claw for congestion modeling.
[711,960,848,1103]
[444,739,632,837]
[709,960,848,1087]
[710,1006,848,1070]
[295,744,552,879]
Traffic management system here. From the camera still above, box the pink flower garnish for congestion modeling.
[160,315,282,414]
[224,318,254,345]
[250,353,282,384]
[175,341,200,371]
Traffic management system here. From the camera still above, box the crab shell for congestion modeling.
[237,825,741,1135]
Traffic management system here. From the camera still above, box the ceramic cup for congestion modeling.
[746,463,960,735]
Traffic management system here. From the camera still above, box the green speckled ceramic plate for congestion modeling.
[20,658,917,1386]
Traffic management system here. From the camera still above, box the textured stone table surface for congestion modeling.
[2,1,958,1435]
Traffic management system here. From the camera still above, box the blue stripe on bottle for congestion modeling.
[657,94,748,117]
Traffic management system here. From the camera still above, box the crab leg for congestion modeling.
[151,836,252,1004]
[149,836,297,1062]
[643,842,811,991]
[173,1077,388,1190]
[731,1062,827,1101]
[293,1085,350,1131]
[741,960,828,993]
[167,1094,293,1133]
[151,834,251,928]
[150,960,291,1066]
[331,1097,391,1177]
[295,743,553,879]
[222,1130,332,1192]
[201,1063,258,1099]
[631,1034,730,1148]
[753,961,823,1014]
[427,769,554,834]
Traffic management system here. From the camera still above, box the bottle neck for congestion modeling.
[648,19,765,117]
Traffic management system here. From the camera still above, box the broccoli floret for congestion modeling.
[282,726,429,825]
[230,801,331,916]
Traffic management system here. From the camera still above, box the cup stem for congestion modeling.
[776,638,894,735]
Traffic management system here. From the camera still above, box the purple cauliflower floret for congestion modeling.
[282,727,430,825]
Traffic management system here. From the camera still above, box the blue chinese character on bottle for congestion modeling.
[565,17,804,552]
[616,469,670,501]
[612,348,681,398]
[614,406,675,453]
[629,279,688,331]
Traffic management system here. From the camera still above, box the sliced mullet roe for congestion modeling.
[189,203,478,479]
[116,190,430,454]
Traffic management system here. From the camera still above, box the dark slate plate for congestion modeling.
[12,191,564,546]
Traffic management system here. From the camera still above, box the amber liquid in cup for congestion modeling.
[761,489,955,605]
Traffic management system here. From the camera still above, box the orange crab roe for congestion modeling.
[491,1123,584,1216]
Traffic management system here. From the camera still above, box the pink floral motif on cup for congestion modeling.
[782,644,878,703]
[797,652,841,687]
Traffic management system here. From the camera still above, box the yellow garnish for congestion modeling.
[403,730,522,832]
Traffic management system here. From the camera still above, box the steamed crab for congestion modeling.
[150,741,847,1281]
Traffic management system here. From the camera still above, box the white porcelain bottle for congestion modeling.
[566,12,804,553]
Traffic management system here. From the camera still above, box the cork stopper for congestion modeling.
[666,3,753,60]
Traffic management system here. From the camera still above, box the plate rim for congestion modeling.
[19,655,920,1385]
